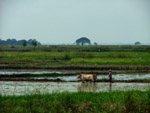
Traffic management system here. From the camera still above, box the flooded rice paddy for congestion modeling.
[0,69,102,75]
[0,81,150,96]
[0,69,150,95]
[30,74,150,81]
[1,69,150,81]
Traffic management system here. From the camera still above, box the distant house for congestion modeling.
[135,42,141,45]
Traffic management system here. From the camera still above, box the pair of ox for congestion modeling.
[77,74,97,83]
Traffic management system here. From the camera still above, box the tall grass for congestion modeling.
[0,91,150,113]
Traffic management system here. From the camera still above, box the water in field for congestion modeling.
[1,74,150,81]
[0,69,104,75]
[1,69,150,95]
[0,69,150,81]
[29,74,150,81]
[0,81,150,96]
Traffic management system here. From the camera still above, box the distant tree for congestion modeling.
[0,38,42,46]
[6,39,12,45]
[18,40,23,45]
[0,39,5,45]
[11,39,17,45]
[32,39,37,47]
[32,39,37,51]
[94,42,98,45]
[76,37,91,45]
[27,39,33,45]
[135,42,141,45]
[22,40,27,46]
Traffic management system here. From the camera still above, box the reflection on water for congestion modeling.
[0,81,150,96]
[109,83,112,92]
[78,83,113,92]
[78,83,98,92]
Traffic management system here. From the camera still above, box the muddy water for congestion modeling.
[98,74,150,80]
[1,69,150,81]
[31,74,150,81]
[2,74,150,81]
[0,69,103,75]
[0,81,150,96]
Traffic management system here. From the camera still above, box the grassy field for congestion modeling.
[1,51,150,63]
[1,91,150,113]
[0,51,150,70]
[0,45,150,72]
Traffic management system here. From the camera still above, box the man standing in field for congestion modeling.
[109,69,112,83]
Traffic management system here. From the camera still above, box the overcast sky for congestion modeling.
[0,0,150,44]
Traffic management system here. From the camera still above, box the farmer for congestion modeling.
[109,69,112,83]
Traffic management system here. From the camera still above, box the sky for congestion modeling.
[0,0,150,44]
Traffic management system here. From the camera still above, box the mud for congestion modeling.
[1,78,150,83]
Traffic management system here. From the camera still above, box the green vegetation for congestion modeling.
[0,51,150,67]
[1,51,150,62]
[1,91,150,113]
[0,39,41,46]
[32,39,38,47]
[0,45,150,52]
[0,45,150,71]
[22,40,27,47]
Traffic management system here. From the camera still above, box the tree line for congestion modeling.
[0,39,41,46]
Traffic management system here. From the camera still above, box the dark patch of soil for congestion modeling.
[1,78,150,83]
[0,65,150,71]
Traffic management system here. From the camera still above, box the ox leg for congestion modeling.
[92,79,95,83]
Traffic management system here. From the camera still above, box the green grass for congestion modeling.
[70,58,150,65]
[0,52,150,65]
[0,49,150,72]
[1,91,150,113]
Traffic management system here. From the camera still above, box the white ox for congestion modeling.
[77,74,97,82]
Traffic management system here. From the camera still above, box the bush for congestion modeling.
[64,53,71,60]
